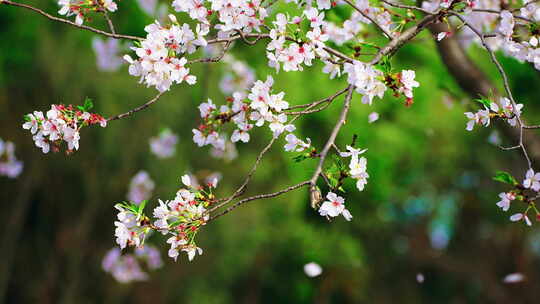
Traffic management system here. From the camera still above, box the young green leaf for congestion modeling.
[83,97,94,111]
[493,171,518,185]
[474,97,492,109]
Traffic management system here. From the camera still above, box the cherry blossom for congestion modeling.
[284,134,311,152]
[368,112,379,123]
[510,213,532,226]
[114,204,147,249]
[22,103,106,154]
[0,138,23,179]
[124,18,201,92]
[319,192,353,221]
[102,245,162,283]
[496,192,515,212]
[92,37,123,72]
[149,129,179,158]
[304,262,323,277]
[344,61,387,105]
[523,169,540,192]
[127,171,155,204]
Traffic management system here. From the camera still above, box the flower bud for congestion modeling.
[310,185,323,209]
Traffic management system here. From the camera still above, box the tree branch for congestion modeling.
[107,92,165,122]
[210,181,311,221]
[1,0,142,41]
[309,85,353,207]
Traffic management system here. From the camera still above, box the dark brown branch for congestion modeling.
[309,86,353,207]
[107,92,165,121]
[210,181,311,221]
[452,12,532,168]
[1,0,143,41]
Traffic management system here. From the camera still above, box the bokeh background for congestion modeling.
[2,1,540,303]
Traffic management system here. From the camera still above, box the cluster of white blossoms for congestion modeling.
[284,134,311,152]
[344,62,420,105]
[127,170,155,204]
[266,12,325,73]
[0,138,23,179]
[464,97,523,131]
[495,169,540,226]
[113,173,218,262]
[495,9,540,71]
[318,192,353,221]
[172,0,268,34]
[124,16,203,92]
[341,145,369,191]
[344,61,387,105]
[149,128,179,159]
[114,203,149,249]
[22,103,107,154]
[424,0,540,71]
[152,174,218,261]
[58,0,118,25]
[193,75,310,154]
[102,245,163,283]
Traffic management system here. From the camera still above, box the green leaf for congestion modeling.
[493,171,518,185]
[23,114,31,122]
[374,55,392,74]
[83,97,94,111]
[474,97,492,109]
[138,200,147,214]
[332,155,345,170]
[292,153,310,163]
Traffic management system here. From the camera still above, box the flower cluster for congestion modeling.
[102,245,163,283]
[127,170,155,204]
[58,0,118,25]
[172,0,268,35]
[22,102,107,154]
[266,12,326,73]
[464,97,523,131]
[318,192,353,221]
[494,169,540,226]
[113,173,218,262]
[424,0,540,72]
[152,175,217,261]
[284,134,311,152]
[341,145,369,191]
[192,75,301,154]
[344,61,387,105]
[149,128,179,159]
[0,138,23,179]
[124,16,203,92]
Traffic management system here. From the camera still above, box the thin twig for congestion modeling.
[1,0,142,40]
[342,0,392,38]
[472,8,534,23]
[107,92,165,121]
[207,87,349,215]
[210,181,311,221]
[380,0,435,15]
[101,9,116,34]
[452,12,532,169]
[309,86,353,206]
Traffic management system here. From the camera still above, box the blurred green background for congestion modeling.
[2,1,540,303]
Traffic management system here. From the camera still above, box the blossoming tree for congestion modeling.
[3,0,540,271]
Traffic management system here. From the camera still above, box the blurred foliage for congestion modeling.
[1,1,540,303]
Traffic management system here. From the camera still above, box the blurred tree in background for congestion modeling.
[1,0,540,303]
